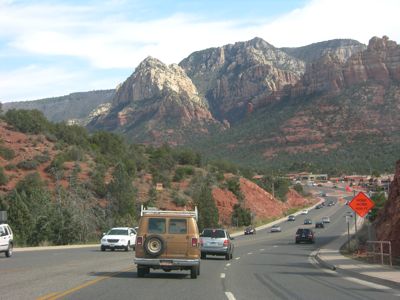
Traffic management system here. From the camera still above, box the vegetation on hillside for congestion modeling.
[0,109,275,245]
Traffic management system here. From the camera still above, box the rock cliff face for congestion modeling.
[375,160,400,258]
[179,37,305,122]
[291,36,400,97]
[89,57,221,144]
[280,39,366,64]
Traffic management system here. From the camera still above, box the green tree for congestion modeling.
[107,163,136,226]
[231,204,251,227]
[191,175,219,231]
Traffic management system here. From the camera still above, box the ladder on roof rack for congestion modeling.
[140,205,198,221]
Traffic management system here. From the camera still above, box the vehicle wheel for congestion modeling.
[225,253,230,260]
[230,252,233,260]
[100,246,106,252]
[144,235,165,257]
[197,264,200,275]
[5,242,13,257]
[295,241,299,244]
[111,248,115,251]
[137,266,146,278]
[190,266,198,279]
[201,253,206,259]
[125,242,130,251]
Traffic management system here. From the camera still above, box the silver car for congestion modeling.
[200,228,234,260]
[270,224,282,232]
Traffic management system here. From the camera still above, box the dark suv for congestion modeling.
[295,228,315,244]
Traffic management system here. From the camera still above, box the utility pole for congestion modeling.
[272,181,275,198]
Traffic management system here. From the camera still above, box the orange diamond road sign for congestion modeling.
[349,192,375,217]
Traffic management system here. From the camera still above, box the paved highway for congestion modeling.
[1,193,399,300]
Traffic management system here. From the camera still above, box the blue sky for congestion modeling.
[1,0,399,102]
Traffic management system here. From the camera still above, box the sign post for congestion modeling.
[346,216,350,252]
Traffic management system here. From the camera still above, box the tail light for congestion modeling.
[223,239,230,247]
[136,236,143,246]
[192,237,198,247]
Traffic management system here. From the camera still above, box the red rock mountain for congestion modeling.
[88,57,222,145]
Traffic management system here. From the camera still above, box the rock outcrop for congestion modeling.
[180,37,305,122]
[291,36,400,97]
[375,160,400,258]
[89,57,221,144]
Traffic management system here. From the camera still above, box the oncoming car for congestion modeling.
[270,224,281,233]
[101,227,136,251]
[244,226,256,235]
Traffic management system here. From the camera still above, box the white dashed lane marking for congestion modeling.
[235,257,240,260]
[220,273,226,279]
[225,291,236,300]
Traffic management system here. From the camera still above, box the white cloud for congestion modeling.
[256,0,400,47]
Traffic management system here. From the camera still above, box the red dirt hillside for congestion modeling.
[213,177,316,225]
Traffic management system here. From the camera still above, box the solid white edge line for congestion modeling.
[220,273,226,278]
[225,291,236,300]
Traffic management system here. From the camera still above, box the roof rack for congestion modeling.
[140,205,198,221]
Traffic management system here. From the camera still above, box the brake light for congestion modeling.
[192,237,198,247]
[223,239,229,247]
[136,236,143,246]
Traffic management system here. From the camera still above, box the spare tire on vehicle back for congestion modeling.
[144,235,165,257]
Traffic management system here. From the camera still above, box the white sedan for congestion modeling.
[300,209,309,215]
[101,227,136,251]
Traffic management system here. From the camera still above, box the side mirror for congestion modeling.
[102,232,106,236]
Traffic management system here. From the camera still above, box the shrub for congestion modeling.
[0,145,15,160]
[173,166,194,182]
[172,191,188,207]
[34,154,50,163]
[0,167,8,185]
[5,109,50,134]
[5,164,17,171]
[17,160,39,170]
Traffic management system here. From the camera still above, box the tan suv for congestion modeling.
[134,206,200,279]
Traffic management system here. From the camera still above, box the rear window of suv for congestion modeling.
[201,229,226,238]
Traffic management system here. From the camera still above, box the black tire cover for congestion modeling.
[144,235,165,257]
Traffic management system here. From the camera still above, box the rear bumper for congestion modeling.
[201,247,229,255]
[134,257,200,267]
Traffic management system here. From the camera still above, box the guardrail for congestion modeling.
[366,240,392,266]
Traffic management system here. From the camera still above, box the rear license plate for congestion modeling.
[160,260,173,266]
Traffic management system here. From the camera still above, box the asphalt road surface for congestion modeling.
[1,194,399,300]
